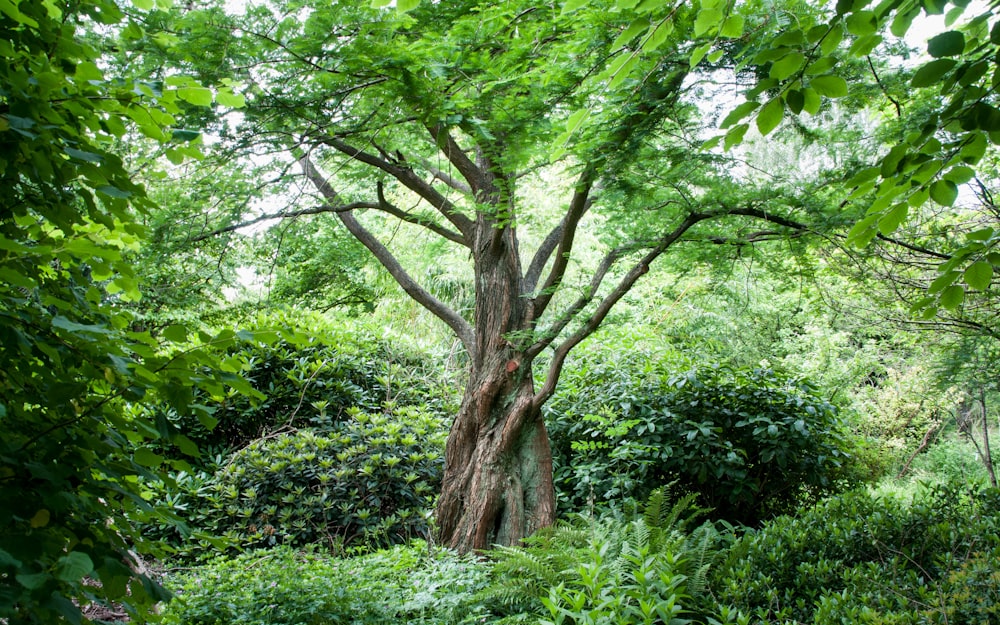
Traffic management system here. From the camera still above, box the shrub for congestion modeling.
[150,313,457,463]
[164,407,446,553]
[160,543,491,625]
[713,482,1000,624]
[547,357,859,524]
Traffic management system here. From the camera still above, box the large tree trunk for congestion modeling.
[436,215,556,552]
[436,363,556,552]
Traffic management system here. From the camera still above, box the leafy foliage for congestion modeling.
[0,0,251,621]
[547,355,859,524]
[713,482,1000,623]
[150,313,458,462]
[479,489,726,624]
[161,408,446,554]
[160,543,490,625]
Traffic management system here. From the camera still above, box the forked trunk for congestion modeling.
[436,360,556,552]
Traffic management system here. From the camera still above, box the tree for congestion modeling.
[707,0,1000,312]
[0,0,255,621]
[166,0,837,552]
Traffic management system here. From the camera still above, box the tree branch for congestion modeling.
[190,201,378,242]
[375,181,468,246]
[533,211,712,408]
[320,136,475,238]
[425,123,486,196]
[530,167,596,318]
[299,154,476,353]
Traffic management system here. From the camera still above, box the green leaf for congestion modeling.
[370,0,392,6]
[810,74,848,98]
[56,552,94,582]
[929,179,958,206]
[724,123,748,151]
[134,448,165,468]
[565,108,589,135]
[964,261,993,290]
[215,90,246,108]
[561,0,589,13]
[97,185,133,199]
[641,19,673,52]
[171,129,201,142]
[911,59,957,88]
[944,165,975,184]
[756,97,784,136]
[845,11,876,37]
[927,30,965,57]
[720,15,744,38]
[694,8,723,37]
[689,42,713,68]
[132,0,153,8]
[16,573,49,590]
[877,203,908,235]
[939,284,965,309]
[612,19,649,50]
[162,324,189,343]
[802,87,821,115]
[891,8,918,37]
[770,52,805,80]
[847,214,878,247]
[396,0,419,12]
[720,101,759,129]
[928,270,960,294]
[785,89,804,114]
[177,86,213,107]
[65,147,103,163]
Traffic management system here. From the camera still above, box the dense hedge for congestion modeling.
[156,407,447,554]
[713,483,1000,623]
[160,544,489,625]
[150,318,457,463]
[546,356,860,524]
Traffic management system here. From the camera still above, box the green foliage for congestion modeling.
[718,0,1000,314]
[714,483,1000,623]
[151,312,458,461]
[164,408,446,553]
[0,0,252,621]
[547,354,859,524]
[160,543,490,625]
[480,489,726,624]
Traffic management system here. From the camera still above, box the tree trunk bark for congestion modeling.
[435,217,557,552]
[436,365,556,552]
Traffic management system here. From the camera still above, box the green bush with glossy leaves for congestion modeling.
[713,482,1000,624]
[150,313,458,463]
[162,406,446,554]
[547,355,859,524]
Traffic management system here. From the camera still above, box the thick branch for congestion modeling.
[533,211,711,408]
[299,155,476,352]
[524,216,568,293]
[530,167,596,318]
[425,123,486,196]
[321,137,475,238]
[532,205,812,408]
[375,182,467,246]
[425,163,473,194]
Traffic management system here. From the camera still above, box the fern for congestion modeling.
[477,487,728,623]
